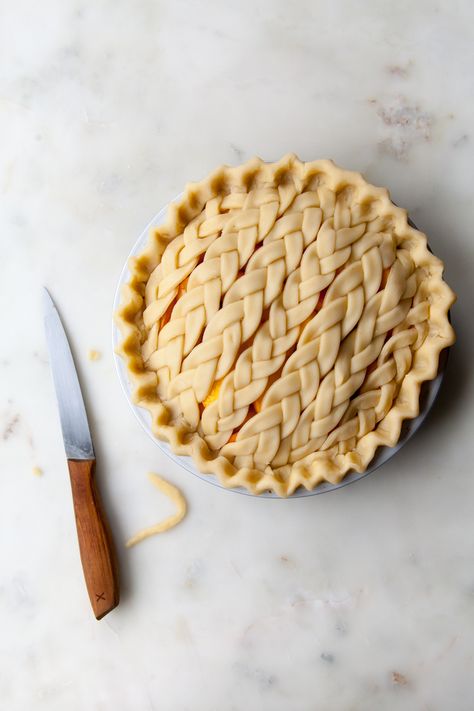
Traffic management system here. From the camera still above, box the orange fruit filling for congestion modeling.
[201,377,255,443]
[228,407,256,442]
[160,277,189,329]
[202,378,223,408]
[380,267,390,290]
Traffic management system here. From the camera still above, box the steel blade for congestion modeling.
[43,288,94,460]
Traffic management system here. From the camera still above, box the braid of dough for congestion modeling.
[146,186,359,428]
[204,230,397,451]
[218,249,424,470]
[198,204,392,447]
[273,295,430,484]
[141,189,280,395]
[199,227,366,445]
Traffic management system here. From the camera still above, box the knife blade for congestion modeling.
[43,289,94,460]
[43,288,119,619]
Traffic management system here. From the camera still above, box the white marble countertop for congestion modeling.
[1,2,473,709]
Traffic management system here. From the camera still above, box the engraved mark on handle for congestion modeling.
[95,592,105,602]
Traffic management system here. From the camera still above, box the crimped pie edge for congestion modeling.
[115,154,456,496]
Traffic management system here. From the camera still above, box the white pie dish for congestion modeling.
[112,201,448,498]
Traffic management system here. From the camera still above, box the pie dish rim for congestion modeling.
[113,157,455,496]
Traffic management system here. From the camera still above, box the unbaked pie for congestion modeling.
[116,155,455,496]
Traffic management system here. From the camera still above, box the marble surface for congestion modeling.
[1,1,473,709]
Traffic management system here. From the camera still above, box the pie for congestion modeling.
[116,155,455,496]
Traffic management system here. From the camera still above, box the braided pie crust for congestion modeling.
[116,155,455,496]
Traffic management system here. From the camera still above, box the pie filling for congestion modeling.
[117,156,455,494]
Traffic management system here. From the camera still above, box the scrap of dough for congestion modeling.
[32,466,43,476]
[126,473,187,548]
[87,349,101,361]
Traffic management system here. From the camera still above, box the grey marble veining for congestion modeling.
[1,1,473,709]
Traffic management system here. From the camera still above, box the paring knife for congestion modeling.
[43,288,119,619]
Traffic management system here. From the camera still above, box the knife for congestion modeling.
[43,288,119,619]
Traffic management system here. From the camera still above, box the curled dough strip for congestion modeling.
[126,474,187,548]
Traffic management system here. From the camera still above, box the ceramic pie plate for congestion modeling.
[112,198,449,498]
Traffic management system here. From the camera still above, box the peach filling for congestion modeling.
[160,277,189,329]
[381,267,390,290]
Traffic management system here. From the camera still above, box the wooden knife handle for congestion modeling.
[67,459,120,619]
